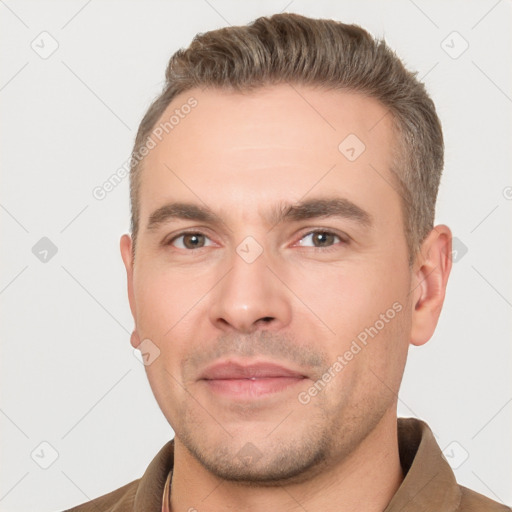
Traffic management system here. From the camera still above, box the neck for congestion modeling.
[170,413,403,512]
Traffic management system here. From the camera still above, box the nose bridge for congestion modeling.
[208,235,292,332]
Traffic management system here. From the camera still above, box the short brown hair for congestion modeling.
[129,12,444,264]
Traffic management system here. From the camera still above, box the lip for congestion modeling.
[200,360,306,380]
[199,360,307,398]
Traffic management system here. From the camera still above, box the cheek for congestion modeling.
[290,262,408,344]
[142,359,185,435]
[132,261,215,407]
[317,293,411,414]
[133,261,210,340]
[135,265,193,424]
[289,258,411,397]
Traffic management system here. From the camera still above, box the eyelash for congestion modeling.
[164,229,348,253]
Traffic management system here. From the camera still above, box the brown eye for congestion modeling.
[169,233,212,250]
[298,231,342,248]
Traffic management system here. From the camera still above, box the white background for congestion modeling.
[1,0,511,510]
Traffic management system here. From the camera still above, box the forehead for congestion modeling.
[138,84,398,225]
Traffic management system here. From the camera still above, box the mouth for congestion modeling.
[199,360,307,399]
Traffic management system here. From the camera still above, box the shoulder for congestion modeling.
[60,440,175,511]
[458,485,511,512]
[62,478,140,512]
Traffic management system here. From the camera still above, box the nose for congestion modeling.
[208,244,292,334]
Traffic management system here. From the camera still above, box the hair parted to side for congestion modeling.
[129,12,444,265]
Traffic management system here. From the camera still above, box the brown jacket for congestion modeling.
[64,418,510,511]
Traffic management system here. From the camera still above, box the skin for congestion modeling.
[120,84,452,512]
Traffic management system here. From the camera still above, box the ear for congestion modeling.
[410,225,452,347]
[120,234,140,348]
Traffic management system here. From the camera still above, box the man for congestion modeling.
[66,12,509,512]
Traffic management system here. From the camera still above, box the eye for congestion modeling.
[165,229,346,252]
[297,230,344,249]
[168,232,214,250]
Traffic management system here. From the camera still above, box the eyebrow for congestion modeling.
[146,197,372,232]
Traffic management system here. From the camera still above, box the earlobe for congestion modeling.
[410,225,453,346]
[130,330,141,349]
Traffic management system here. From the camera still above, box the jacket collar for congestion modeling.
[384,418,461,511]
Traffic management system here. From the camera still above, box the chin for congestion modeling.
[178,427,332,486]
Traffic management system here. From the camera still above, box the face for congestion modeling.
[122,85,416,484]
